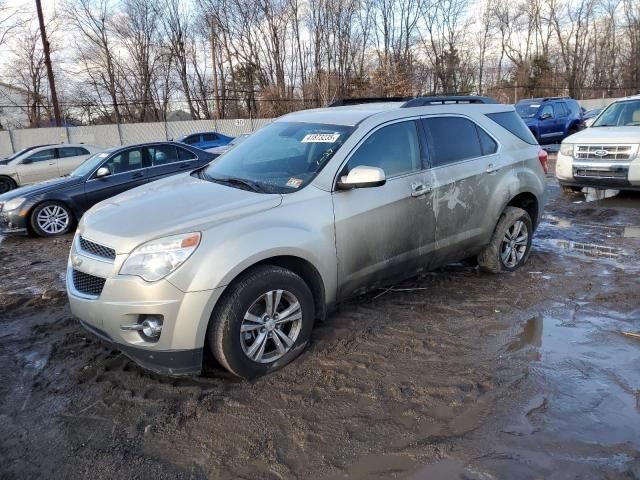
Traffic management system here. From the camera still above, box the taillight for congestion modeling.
[538,149,548,174]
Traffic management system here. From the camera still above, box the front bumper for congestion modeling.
[556,152,640,189]
[66,238,225,376]
[0,209,28,234]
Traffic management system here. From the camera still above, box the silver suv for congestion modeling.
[67,96,548,378]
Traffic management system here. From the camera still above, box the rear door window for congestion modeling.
[184,135,200,145]
[421,117,482,167]
[477,127,498,155]
[556,102,568,117]
[147,145,178,166]
[58,147,89,158]
[485,111,538,145]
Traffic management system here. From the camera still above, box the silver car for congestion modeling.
[0,144,103,193]
[67,96,547,378]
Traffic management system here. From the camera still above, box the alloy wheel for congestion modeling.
[240,289,303,363]
[500,219,529,268]
[36,205,70,235]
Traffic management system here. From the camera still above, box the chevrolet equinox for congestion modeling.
[67,96,548,378]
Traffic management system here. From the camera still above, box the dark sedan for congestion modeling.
[0,142,215,237]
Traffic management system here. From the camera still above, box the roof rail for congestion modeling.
[541,96,571,101]
[401,96,498,107]
[328,97,412,107]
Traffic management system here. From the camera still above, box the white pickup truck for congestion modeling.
[556,95,640,192]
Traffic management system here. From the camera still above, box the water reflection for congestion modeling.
[547,239,622,258]
[508,316,543,352]
[582,187,620,202]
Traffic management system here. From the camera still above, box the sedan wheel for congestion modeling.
[30,202,73,237]
[0,177,15,194]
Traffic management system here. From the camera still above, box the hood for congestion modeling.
[0,176,82,203]
[565,126,640,144]
[80,173,283,253]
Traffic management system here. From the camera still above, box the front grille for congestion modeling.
[575,145,635,161]
[574,168,628,179]
[72,269,106,297]
[79,236,116,261]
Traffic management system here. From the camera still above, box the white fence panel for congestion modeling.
[216,119,253,137]
[579,98,619,110]
[68,124,121,148]
[12,127,68,150]
[0,131,12,157]
[120,122,167,145]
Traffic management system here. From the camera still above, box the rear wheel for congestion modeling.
[478,207,533,274]
[0,176,16,194]
[208,265,315,379]
[30,201,74,237]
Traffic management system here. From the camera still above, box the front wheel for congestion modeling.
[208,265,315,379]
[477,207,533,274]
[30,201,74,237]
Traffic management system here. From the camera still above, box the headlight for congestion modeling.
[559,143,574,156]
[120,232,201,282]
[3,197,26,211]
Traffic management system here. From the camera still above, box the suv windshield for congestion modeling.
[592,100,640,127]
[515,102,541,119]
[70,152,111,177]
[199,122,354,194]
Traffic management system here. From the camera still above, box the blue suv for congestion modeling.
[515,97,584,144]
[176,131,234,150]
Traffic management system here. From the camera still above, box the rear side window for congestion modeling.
[422,117,482,167]
[58,147,89,158]
[485,111,538,145]
[184,135,200,145]
[556,102,568,117]
[148,145,178,166]
[177,147,197,161]
[477,127,498,155]
[566,100,580,115]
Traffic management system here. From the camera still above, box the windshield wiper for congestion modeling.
[208,175,266,193]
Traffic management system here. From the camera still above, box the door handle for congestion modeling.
[486,163,499,174]
[411,183,433,197]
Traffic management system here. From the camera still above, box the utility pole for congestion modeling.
[209,16,221,119]
[35,0,62,127]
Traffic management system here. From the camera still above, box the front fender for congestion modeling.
[165,194,338,305]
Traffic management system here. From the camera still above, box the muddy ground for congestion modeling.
[1,158,639,479]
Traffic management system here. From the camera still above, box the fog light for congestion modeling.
[120,315,163,341]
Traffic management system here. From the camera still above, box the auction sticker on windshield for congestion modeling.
[286,178,304,188]
[301,133,341,143]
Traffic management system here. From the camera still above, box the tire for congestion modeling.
[29,201,74,237]
[0,176,16,194]
[208,265,315,379]
[477,206,533,274]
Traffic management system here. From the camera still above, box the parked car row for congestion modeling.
[515,96,585,144]
[6,94,632,379]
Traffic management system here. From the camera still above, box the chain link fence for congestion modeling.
[0,117,275,157]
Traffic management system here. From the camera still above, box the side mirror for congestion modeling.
[95,167,111,179]
[336,165,386,190]
[540,112,552,120]
[21,158,32,165]
[584,118,595,128]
